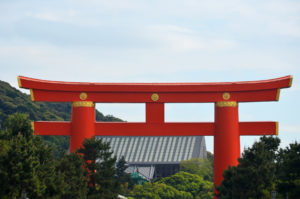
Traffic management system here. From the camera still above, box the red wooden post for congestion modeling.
[70,101,95,153]
[146,102,164,124]
[214,101,240,192]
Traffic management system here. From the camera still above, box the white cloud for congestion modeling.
[0,0,299,81]
[26,9,78,23]
[84,0,146,10]
[144,25,237,52]
[269,21,300,38]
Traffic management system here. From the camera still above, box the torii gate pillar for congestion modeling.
[70,101,95,152]
[214,101,240,187]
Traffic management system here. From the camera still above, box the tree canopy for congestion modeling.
[130,171,213,199]
[131,182,193,199]
[158,171,213,199]
[217,136,300,199]
[180,156,213,182]
[276,142,300,198]
[0,113,130,199]
[77,137,120,199]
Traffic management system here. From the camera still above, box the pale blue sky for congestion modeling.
[0,0,299,152]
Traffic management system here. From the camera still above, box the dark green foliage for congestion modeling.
[31,135,59,199]
[4,134,44,198]
[53,152,89,199]
[116,156,128,179]
[216,136,300,199]
[0,113,50,198]
[0,80,71,156]
[207,151,214,168]
[116,156,135,195]
[3,113,33,139]
[276,142,300,198]
[0,113,89,199]
[42,136,70,158]
[77,137,120,199]
[0,80,71,123]
[96,112,122,122]
[217,136,280,199]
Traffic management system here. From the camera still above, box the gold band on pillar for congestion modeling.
[72,101,94,107]
[216,101,237,107]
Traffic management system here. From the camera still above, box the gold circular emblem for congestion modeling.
[222,92,230,100]
[151,93,159,101]
[79,92,87,100]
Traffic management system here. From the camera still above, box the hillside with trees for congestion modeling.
[0,80,122,155]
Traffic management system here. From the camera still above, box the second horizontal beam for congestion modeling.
[33,121,278,136]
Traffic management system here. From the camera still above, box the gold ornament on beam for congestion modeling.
[222,92,231,100]
[80,92,87,100]
[151,93,159,101]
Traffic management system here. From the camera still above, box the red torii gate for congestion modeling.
[18,75,292,191]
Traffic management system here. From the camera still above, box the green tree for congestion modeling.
[207,151,214,169]
[53,152,88,199]
[77,137,119,199]
[0,113,46,198]
[116,156,134,195]
[131,182,193,199]
[180,157,213,182]
[116,156,128,179]
[33,136,61,199]
[2,112,33,139]
[158,171,213,199]
[0,112,127,198]
[0,113,92,199]
[276,141,300,198]
[217,136,280,199]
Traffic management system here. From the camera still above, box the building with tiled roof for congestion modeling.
[99,136,207,180]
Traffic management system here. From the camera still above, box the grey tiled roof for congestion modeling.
[98,136,206,164]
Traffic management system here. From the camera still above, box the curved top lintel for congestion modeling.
[18,75,292,93]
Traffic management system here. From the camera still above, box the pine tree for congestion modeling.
[116,156,134,195]
[54,152,89,199]
[0,114,46,198]
[276,142,300,198]
[116,156,128,179]
[217,136,280,199]
[0,113,68,198]
[77,137,120,199]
